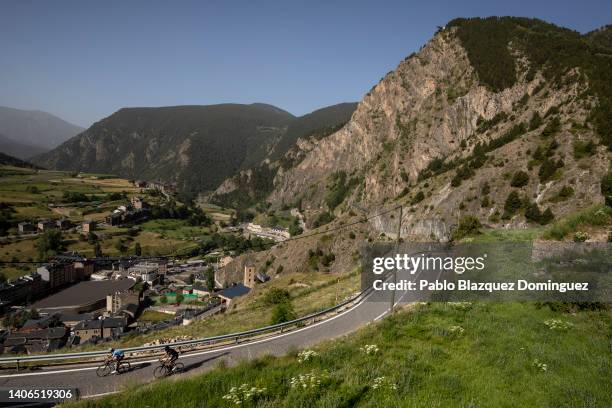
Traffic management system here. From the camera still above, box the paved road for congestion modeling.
[0,266,435,402]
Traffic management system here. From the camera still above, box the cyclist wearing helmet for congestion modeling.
[162,345,179,371]
[109,348,125,374]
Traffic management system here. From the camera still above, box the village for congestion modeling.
[0,251,269,354]
[0,169,291,355]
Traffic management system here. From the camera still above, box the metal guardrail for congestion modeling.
[0,288,371,368]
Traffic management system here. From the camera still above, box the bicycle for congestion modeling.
[153,358,184,378]
[96,358,131,377]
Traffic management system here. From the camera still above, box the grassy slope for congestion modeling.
[74,270,360,350]
[68,302,612,407]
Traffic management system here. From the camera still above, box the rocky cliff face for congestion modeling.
[268,21,611,239]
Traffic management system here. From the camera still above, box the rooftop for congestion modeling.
[32,279,135,311]
[74,320,102,330]
[218,283,251,299]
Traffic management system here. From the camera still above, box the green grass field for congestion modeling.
[140,219,211,240]
[68,301,612,407]
[0,167,209,278]
[139,310,174,323]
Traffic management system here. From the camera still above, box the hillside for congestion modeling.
[0,133,47,160]
[0,106,84,154]
[211,103,357,208]
[586,24,612,50]
[33,103,357,200]
[0,151,39,169]
[265,18,612,240]
[271,102,358,159]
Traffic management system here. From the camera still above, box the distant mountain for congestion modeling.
[32,102,357,199]
[0,107,84,154]
[0,133,48,160]
[0,151,39,169]
[586,24,612,50]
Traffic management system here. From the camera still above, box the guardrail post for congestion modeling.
[16,360,19,372]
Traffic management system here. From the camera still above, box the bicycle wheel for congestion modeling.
[172,362,184,374]
[153,365,169,379]
[96,363,112,377]
[118,361,131,374]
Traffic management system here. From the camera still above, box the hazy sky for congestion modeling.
[1,0,610,127]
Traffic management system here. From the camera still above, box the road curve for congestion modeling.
[0,268,429,400]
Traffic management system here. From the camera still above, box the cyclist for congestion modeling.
[109,348,125,374]
[162,345,179,371]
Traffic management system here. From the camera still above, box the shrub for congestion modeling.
[481,182,490,195]
[325,171,358,211]
[481,195,491,208]
[540,208,555,225]
[541,116,561,138]
[263,288,291,306]
[503,191,522,218]
[538,157,563,182]
[288,218,303,237]
[558,186,574,199]
[312,212,334,228]
[270,300,296,324]
[573,231,589,242]
[320,252,335,267]
[602,171,612,206]
[411,191,425,204]
[543,205,612,240]
[525,202,554,225]
[510,171,530,187]
[573,140,597,159]
[529,112,543,130]
[525,202,542,223]
[452,215,482,240]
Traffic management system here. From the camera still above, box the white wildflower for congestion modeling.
[447,302,472,311]
[289,370,328,390]
[532,359,548,372]
[543,319,573,330]
[297,349,319,363]
[360,344,380,355]
[222,383,266,405]
[371,376,398,391]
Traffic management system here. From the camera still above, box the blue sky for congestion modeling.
[1,0,610,127]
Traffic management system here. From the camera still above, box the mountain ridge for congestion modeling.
[32,102,357,198]
[0,106,84,154]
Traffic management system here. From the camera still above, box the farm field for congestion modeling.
[0,166,225,280]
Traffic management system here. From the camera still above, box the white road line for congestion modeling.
[81,390,120,399]
[0,294,371,379]
[373,309,389,321]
